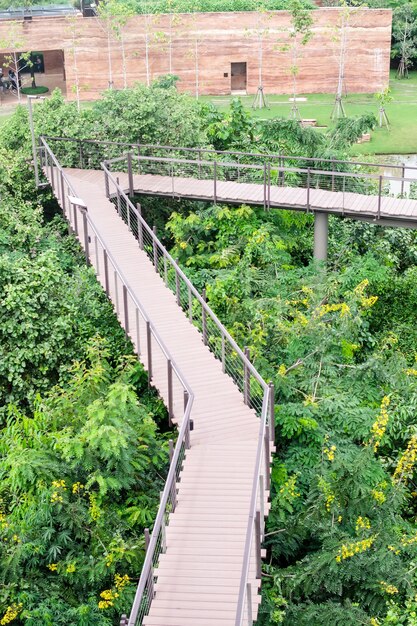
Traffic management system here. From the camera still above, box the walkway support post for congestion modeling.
[313,211,329,263]
[127,152,134,197]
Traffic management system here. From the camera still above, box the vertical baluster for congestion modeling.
[123,285,129,333]
[81,208,89,265]
[188,286,193,322]
[169,439,177,512]
[116,177,121,216]
[160,492,167,553]
[94,235,100,275]
[136,308,141,356]
[164,256,168,285]
[269,382,275,442]
[136,203,144,250]
[255,511,262,579]
[246,582,253,626]
[114,271,119,315]
[202,289,207,346]
[127,151,134,197]
[244,346,250,406]
[377,175,383,219]
[175,269,180,306]
[146,321,152,383]
[167,360,173,426]
[213,161,217,204]
[103,249,109,295]
[152,225,158,272]
[265,424,271,491]
[221,333,226,373]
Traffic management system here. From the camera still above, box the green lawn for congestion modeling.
[201,70,417,156]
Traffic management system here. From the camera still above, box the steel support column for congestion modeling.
[313,211,329,262]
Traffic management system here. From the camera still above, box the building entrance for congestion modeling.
[231,62,247,93]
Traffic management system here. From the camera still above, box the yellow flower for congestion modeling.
[0,604,23,625]
[371,489,386,505]
[380,580,399,595]
[369,396,390,453]
[89,493,101,521]
[72,482,84,494]
[114,573,130,590]
[370,618,380,626]
[393,435,417,484]
[323,444,336,462]
[406,368,417,376]
[66,562,76,573]
[51,480,66,489]
[355,516,371,532]
[179,241,187,250]
[50,492,63,504]
[278,364,287,377]
[47,563,58,571]
[335,536,376,562]
[354,279,369,294]
[361,295,378,309]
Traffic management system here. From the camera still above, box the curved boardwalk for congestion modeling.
[48,166,271,626]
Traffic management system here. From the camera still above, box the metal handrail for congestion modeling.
[40,135,274,626]
[101,161,274,626]
[41,134,417,175]
[102,162,269,392]
[40,137,195,626]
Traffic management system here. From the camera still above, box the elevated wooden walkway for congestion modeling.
[42,144,273,626]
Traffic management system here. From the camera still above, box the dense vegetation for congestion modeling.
[0,127,169,624]
[2,79,417,626]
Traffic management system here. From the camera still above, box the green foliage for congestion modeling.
[0,343,167,625]
[131,0,315,14]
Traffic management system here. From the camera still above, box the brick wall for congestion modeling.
[0,8,392,101]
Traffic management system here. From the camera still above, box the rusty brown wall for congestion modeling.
[0,8,392,101]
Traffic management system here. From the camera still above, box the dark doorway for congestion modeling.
[231,62,247,92]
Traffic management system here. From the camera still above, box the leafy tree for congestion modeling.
[392,3,417,78]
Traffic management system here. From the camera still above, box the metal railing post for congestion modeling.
[169,439,177,512]
[116,177,121,216]
[127,151,134,197]
[146,321,152,383]
[135,308,141,356]
[213,161,217,205]
[123,285,129,333]
[377,175,383,219]
[267,162,271,210]
[160,492,167,553]
[73,203,78,235]
[153,225,158,271]
[79,140,83,169]
[167,359,173,426]
[269,382,275,443]
[331,158,335,192]
[202,288,208,346]
[137,144,141,174]
[184,390,191,449]
[144,527,150,551]
[221,333,226,373]
[175,269,180,306]
[137,203,144,250]
[81,208,89,265]
[246,583,253,626]
[103,249,109,295]
[255,511,262,579]
[263,162,267,210]
[265,424,270,491]
[244,346,250,406]
[401,163,405,197]
[307,167,311,212]
[188,286,193,322]
[104,164,110,198]
[60,170,65,214]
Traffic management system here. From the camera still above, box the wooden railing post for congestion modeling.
[104,164,110,198]
[247,582,253,626]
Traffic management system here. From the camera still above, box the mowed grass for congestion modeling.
[200,70,417,156]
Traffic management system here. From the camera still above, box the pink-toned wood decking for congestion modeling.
[64,167,417,224]
[51,168,269,626]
